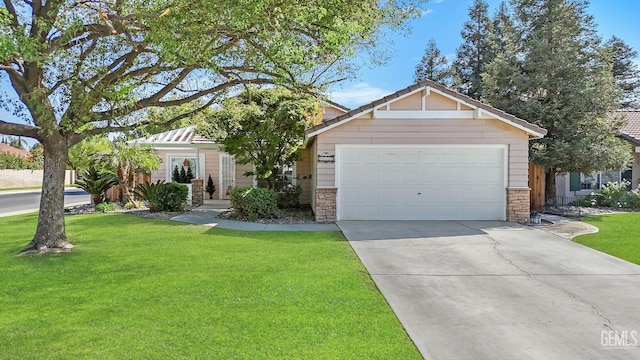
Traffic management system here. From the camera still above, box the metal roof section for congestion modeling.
[128,126,216,147]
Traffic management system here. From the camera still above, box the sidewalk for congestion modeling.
[170,203,340,231]
[536,213,599,239]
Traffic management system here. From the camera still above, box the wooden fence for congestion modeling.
[104,173,150,202]
[529,161,545,211]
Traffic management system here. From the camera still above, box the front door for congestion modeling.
[219,154,236,199]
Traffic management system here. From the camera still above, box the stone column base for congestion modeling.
[507,188,530,222]
[191,179,204,207]
[315,187,337,222]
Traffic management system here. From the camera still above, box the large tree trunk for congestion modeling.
[545,169,557,207]
[21,137,73,253]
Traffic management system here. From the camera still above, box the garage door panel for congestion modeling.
[338,147,506,221]
[420,152,438,164]
[399,152,419,164]
[362,153,380,164]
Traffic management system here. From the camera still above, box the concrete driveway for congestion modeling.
[338,220,640,360]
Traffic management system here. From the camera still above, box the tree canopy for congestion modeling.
[0,0,420,252]
[452,0,494,100]
[198,87,322,190]
[483,0,630,201]
[414,38,454,85]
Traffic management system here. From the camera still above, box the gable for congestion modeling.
[305,80,547,147]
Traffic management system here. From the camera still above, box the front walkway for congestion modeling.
[170,201,340,231]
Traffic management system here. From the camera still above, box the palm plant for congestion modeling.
[100,140,160,206]
[75,166,118,205]
[134,180,165,212]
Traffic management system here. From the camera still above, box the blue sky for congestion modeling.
[328,0,640,109]
[2,0,639,129]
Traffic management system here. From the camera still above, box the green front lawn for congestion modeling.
[576,213,640,265]
[0,214,420,359]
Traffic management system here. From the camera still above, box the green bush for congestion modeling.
[278,184,302,208]
[230,187,280,221]
[124,200,143,210]
[134,180,165,212]
[598,180,631,208]
[622,190,640,209]
[157,182,188,212]
[0,152,35,169]
[95,202,121,212]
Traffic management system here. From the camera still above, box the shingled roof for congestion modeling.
[306,79,548,139]
[620,110,640,145]
[0,143,31,158]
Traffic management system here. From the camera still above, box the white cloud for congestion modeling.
[420,9,433,16]
[329,83,392,108]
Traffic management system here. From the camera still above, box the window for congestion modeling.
[167,156,200,182]
[569,171,630,191]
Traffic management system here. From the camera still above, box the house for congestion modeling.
[296,80,547,222]
[132,80,547,222]
[555,110,640,199]
[129,101,350,201]
[129,126,253,200]
[0,143,31,158]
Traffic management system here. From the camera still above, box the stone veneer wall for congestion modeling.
[191,179,204,207]
[315,187,337,222]
[506,188,530,222]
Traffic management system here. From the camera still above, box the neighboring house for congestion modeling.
[556,110,640,199]
[296,80,547,222]
[129,126,254,200]
[0,143,31,158]
[129,102,350,201]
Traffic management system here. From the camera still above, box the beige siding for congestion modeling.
[316,117,530,188]
[426,92,458,110]
[236,163,254,188]
[389,93,422,110]
[323,106,347,121]
[295,147,313,204]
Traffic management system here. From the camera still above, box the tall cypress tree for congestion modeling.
[414,38,454,85]
[605,35,640,109]
[483,0,630,202]
[452,0,494,99]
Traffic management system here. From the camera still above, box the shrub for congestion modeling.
[278,184,302,208]
[622,190,640,209]
[0,151,39,169]
[230,187,280,221]
[598,180,631,207]
[157,182,188,212]
[134,180,165,212]
[205,174,216,199]
[124,200,142,210]
[75,166,118,204]
[95,202,121,212]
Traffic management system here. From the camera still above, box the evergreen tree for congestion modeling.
[483,0,630,202]
[172,166,180,183]
[206,174,216,199]
[605,36,640,109]
[414,39,454,85]
[453,0,494,99]
[186,165,194,182]
[179,166,188,183]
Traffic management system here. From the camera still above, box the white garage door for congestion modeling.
[338,147,506,220]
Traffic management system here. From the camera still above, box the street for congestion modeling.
[0,188,90,217]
